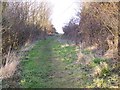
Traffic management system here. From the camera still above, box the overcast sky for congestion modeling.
[49,0,80,33]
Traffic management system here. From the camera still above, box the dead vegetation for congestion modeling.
[0,46,20,79]
[63,2,119,57]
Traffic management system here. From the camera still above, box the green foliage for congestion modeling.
[93,58,106,64]
[58,46,77,64]
[100,68,110,77]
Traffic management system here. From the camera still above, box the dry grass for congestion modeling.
[0,52,20,79]
[85,43,98,51]
[0,43,33,79]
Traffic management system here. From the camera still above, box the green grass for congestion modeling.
[93,58,106,64]
[58,46,77,64]
[20,37,78,88]
[20,38,54,88]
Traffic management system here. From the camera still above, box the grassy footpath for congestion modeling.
[20,37,119,88]
[20,37,78,88]
[20,38,54,88]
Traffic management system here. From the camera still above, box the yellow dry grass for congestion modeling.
[0,52,20,79]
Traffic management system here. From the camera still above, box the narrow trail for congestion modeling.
[20,36,82,88]
[20,36,119,88]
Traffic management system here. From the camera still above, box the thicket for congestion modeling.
[63,2,119,56]
[2,1,56,54]
[2,1,56,66]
